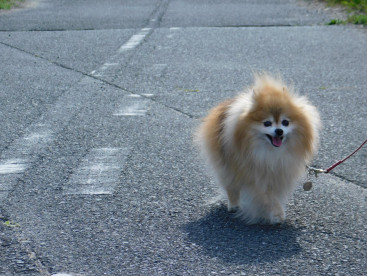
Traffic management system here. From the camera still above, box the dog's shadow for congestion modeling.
[183,203,303,264]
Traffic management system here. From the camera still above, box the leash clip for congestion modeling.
[306,166,325,178]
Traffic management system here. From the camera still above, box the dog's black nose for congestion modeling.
[275,128,283,136]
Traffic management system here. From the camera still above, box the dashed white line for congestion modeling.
[63,147,130,195]
[119,28,151,53]
[142,93,154,98]
[1,27,154,199]
[0,78,102,200]
[90,28,152,77]
[113,95,150,116]
[104,63,119,66]
[0,126,54,198]
[100,62,119,71]
[0,159,27,174]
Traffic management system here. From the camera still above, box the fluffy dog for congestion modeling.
[196,74,321,224]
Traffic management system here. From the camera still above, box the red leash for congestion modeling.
[307,139,367,176]
[324,139,367,173]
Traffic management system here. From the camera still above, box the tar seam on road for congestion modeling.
[0,31,198,121]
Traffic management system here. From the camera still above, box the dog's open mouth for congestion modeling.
[266,135,283,147]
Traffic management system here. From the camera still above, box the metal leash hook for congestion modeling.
[302,139,366,191]
[306,166,325,178]
[303,166,325,191]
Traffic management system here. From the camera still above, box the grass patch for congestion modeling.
[327,0,367,13]
[324,0,367,25]
[347,13,367,24]
[327,19,346,24]
[0,0,24,10]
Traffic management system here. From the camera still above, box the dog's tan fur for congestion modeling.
[196,74,321,224]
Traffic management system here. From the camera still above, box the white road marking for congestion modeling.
[90,28,152,77]
[104,63,119,66]
[0,159,27,174]
[113,95,150,116]
[0,27,154,199]
[119,28,151,53]
[0,77,102,200]
[0,126,54,198]
[64,147,130,195]
[168,27,181,38]
[100,62,119,71]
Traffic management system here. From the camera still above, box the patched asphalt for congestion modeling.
[0,0,366,275]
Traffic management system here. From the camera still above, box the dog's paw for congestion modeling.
[228,205,240,213]
[268,207,285,224]
[227,203,239,213]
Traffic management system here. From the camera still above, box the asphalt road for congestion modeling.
[0,0,366,275]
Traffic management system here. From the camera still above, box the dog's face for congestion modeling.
[234,79,318,158]
[259,115,295,147]
[246,86,299,150]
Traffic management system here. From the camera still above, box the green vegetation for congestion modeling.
[0,0,23,10]
[327,19,345,24]
[3,220,20,227]
[347,13,367,24]
[327,0,367,13]
[325,0,367,26]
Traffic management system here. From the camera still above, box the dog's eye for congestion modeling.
[263,121,272,127]
[282,120,289,126]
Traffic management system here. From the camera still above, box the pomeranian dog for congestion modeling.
[196,73,321,224]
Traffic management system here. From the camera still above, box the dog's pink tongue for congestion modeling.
[272,136,282,147]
